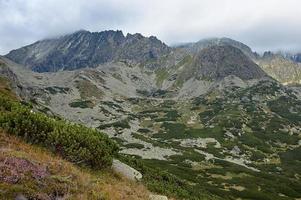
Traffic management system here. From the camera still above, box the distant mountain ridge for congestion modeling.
[189,45,265,80]
[6,30,170,72]
[177,37,257,60]
[4,29,301,85]
[258,51,301,85]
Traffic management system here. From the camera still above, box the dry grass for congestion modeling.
[0,130,150,200]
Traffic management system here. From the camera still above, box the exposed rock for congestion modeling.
[15,194,28,200]
[177,138,221,148]
[112,159,142,181]
[120,147,180,160]
[230,146,241,156]
[149,194,168,200]
[190,45,267,80]
[6,30,170,72]
[258,52,301,85]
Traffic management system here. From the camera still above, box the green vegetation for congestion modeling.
[0,77,153,199]
[268,95,301,124]
[69,100,94,108]
[0,93,118,169]
[98,119,130,129]
[119,155,220,200]
[155,68,169,87]
[137,128,151,133]
[122,82,301,200]
[0,129,150,200]
[124,143,145,149]
[2,73,301,200]
[75,79,103,99]
[45,86,70,95]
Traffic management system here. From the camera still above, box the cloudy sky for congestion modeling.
[0,0,301,54]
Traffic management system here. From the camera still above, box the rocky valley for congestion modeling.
[1,30,301,200]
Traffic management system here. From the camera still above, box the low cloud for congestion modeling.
[1,0,301,54]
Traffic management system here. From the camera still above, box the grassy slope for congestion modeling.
[0,76,150,200]
[0,130,150,200]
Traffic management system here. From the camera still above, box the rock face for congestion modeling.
[181,45,267,81]
[112,159,142,181]
[178,37,257,60]
[6,30,170,72]
[258,51,301,85]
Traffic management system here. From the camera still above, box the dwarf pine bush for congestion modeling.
[0,94,118,169]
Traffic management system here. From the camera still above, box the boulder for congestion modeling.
[149,194,168,200]
[15,194,27,200]
[112,159,142,181]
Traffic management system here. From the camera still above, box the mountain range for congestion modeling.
[1,30,301,200]
[5,30,301,86]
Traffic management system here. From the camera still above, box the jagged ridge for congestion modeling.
[5,30,170,72]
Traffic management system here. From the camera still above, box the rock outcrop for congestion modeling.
[6,30,170,72]
[112,159,142,181]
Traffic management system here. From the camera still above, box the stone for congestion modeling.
[112,159,142,181]
[15,194,27,200]
[149,194,168,200]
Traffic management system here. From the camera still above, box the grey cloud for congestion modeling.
[1,0,301,54]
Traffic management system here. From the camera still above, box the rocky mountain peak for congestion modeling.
[192,45,266,80]
[125,33,144,40]
[5,30,170,72]
[178,37,256,60]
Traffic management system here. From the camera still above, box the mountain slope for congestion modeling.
[5,30,301,86]
[177,37,301,85]
[0,76,152,200]
[258,52,301,85]
[0,130,150,200]
[5,30,170,72]
[2,52,301,200]
[2,32,301,200]
[177,37,257,60]
[181,45,266,81]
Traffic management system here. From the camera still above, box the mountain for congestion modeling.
[177,37,257,60]
[285,52,301,63]
[1,31,301,200]
[5,30,170,72]
[258,51,301,85]
[177,37,301,85]
[5,30,301,85]
[2,46,301,200]
[184,45,266,80]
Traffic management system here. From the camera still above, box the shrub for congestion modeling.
[124,143,145,149]
[0,94,118,169]
[69,100,94,108]
[98,119,130,129]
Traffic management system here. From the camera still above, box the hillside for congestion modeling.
[1,31,301,200]
[0,77,165,200]
[0,131,150,200]
[258,52,301,85]
[180,45,266,81]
